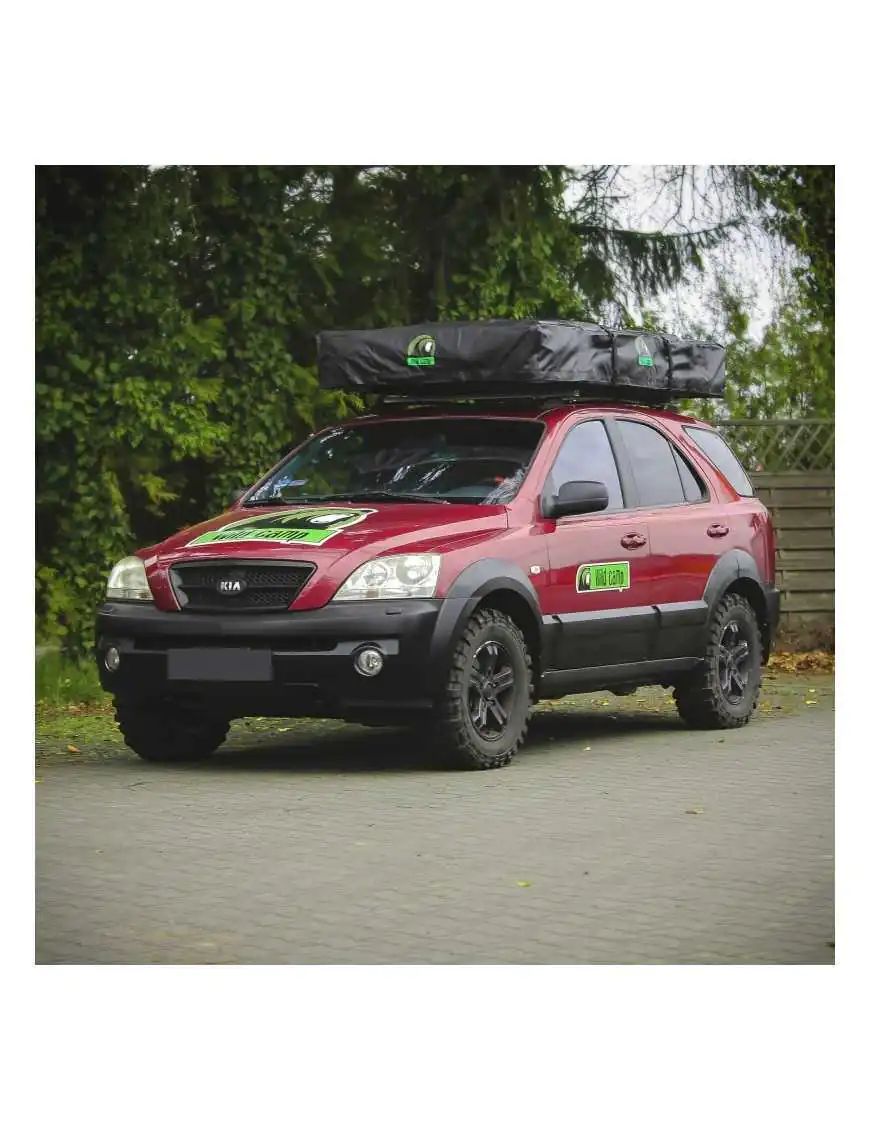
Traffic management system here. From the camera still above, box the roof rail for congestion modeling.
[366,387,683,411]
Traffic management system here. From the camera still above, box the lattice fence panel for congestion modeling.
[718,420,834,472]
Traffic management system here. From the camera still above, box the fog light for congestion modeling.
[104,646,120,673]
[354,647,384,677]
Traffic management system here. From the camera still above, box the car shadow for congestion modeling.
[168,703,690,776]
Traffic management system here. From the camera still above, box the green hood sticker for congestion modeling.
[577,561,631,593]
[187,507,375,547]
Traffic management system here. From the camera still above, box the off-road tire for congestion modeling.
[114,698,230,763]
[436,608,533,770]
[674,593,763,729]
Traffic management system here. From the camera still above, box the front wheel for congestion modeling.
[673,593,763,729]
[114,698,230,763]
[436,608,533,770]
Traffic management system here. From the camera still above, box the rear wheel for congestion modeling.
[114,698,230,763]
[437,608,532,770]
[674,594,762,729]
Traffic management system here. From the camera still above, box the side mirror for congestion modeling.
[545,480,609,519]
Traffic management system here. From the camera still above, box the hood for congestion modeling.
[143,502,508,611]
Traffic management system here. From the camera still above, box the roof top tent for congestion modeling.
[316,319,726,406]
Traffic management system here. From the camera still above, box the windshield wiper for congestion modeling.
[241,496,295,507]
[331,491,450,505]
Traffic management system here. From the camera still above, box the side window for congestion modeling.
[549,419,624,511]
[673,447,706,503]
[616,420,685,507]
[685,427,754,497]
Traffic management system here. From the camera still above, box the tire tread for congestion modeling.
[674,594,762,729]
[436,608,533,770]
[114,699,229,762]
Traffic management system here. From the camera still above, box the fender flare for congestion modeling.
[702,549,770,643]
[428,559,543,691]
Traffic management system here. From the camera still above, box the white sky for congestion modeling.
[587,165,784,340]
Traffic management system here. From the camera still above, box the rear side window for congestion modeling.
[685,427,754,497]
[616,420,685,507]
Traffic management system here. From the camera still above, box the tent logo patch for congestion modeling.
[635,336,654,368]
[406,333,436,367]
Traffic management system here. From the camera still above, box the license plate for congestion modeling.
[167,648,273,682]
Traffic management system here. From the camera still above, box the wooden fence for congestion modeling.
[713,416,834,646]
[752,472,834,642]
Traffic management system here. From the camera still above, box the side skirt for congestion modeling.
[539,657,700,698]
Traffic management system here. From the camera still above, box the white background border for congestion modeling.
[5,2,861,1127]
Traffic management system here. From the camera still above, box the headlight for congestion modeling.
[333,554,441,601]
[106,556,153,601]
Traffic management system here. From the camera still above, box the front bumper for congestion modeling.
[96,599,449,718]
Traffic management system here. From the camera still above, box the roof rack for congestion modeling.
[366,386,684,410]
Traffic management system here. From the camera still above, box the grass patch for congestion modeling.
[36,651,108,708]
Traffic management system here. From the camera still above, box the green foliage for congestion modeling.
[693,166,834,423]
[36,167,232,653]
[751,165,834,326]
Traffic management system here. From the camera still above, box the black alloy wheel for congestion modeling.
[718,619,752,705]
[467,640,516,740]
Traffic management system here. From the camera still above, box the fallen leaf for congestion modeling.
[584,746,591,751]
[768,651,834,674]
[515,880,532,888]
[67,744,79,753]
[805,700,818,706]
[685,807,705,815]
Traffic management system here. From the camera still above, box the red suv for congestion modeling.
[96,398,779,770]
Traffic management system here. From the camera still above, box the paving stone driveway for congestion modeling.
[36,692,834,964]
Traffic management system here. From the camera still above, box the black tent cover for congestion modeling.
[317,320,725,401]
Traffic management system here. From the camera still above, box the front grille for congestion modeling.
[170,561,316,613]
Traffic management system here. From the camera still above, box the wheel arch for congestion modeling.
[431,559,544,694]
[703,550,773,664]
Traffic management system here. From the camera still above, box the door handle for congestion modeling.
[707,523,729,538]
[620,532,647,549]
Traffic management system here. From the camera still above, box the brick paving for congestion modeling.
[35,698,834,964]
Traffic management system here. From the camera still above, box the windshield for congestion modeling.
[247,418,545,506]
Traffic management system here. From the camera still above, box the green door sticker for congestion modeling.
[576,561,631,593]
[187,507,375,547]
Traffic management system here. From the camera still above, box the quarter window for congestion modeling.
[616,420,685,507]
[685,427,754,497]
[549,419,624,510]
[673,447,706,502]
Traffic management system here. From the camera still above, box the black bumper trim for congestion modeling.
[96,599,445,714]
